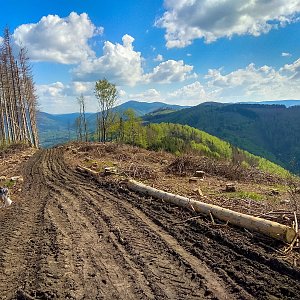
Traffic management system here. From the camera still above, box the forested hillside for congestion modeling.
[38,101,188,147]
[145,103,300,173]
[104,111,288,178]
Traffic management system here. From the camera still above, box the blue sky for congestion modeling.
[1,0,300,113]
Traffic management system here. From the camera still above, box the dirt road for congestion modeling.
[0,148,299,299]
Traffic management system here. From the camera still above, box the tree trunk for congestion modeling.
[126,179,297,243]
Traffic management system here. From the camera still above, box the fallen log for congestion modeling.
[126,179,297,243]
[76,165,99,177]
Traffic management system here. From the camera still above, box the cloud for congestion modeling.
[154,54,164,62]
[119,89,127,98]
[205,60,300,101]
[13,12,103,64]
[281,58,300,79]
[129,89,163,102]
[157,0,300,47]
[37,81,95,98]
[282,52,292,57]
[144,60,194,83]
[37,81,98,113]
[168,81,209,104]
[74,35,194,86]
[73,34,144,86]
[0,36,3,44]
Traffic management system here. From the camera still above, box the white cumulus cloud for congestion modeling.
[13,12,103,64]
[205,60,300,101]
[281,58,300,79]
[37,81,96,100]
[37,81,98,113]
[157,0,300,47]
[144,60,194,83]
[74,36,194,86]
[129,89,163,102]
[168,81,209,105]
[73,34,144,86]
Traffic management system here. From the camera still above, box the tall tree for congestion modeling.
[94,79,118,142]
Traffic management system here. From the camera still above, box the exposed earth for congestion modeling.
[0,143,299,299]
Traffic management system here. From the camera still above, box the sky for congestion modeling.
[1,0,300,113]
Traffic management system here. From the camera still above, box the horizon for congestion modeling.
[1,1,300,113]
[38,99,300,115]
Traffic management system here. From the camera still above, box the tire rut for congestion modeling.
[44,148,228,299]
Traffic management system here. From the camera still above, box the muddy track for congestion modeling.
[0,148,299,299]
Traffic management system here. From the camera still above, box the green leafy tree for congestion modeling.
[123,109,147,147]
[94,79,118,142]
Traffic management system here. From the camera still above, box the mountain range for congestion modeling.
[243,100,300,107]
[37,99,300,173]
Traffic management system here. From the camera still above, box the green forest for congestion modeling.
[90,109,289,178]
[145,103,300,174]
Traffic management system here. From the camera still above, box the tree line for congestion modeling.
[0,28,39,148]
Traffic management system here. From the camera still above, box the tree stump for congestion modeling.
[225,183,236,192]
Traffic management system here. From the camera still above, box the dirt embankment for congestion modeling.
[0,147,299,299]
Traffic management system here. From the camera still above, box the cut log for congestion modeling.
[10,176,24,182]
[126,179,296,243]
[104,167,117,175]
[189,177,198,183]
[76,165,99,177]
[195,171,205,178]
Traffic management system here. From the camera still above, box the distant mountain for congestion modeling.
[37,101,188,147]
[243,100,300,107]
[85,100,189,130]
[37,112,93,131]
[115,100,190,116]
[37,112,81,148]
[145,102,300,173]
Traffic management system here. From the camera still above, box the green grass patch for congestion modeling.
[0,180,16,188]
[83,159,114,172]
[226,191,264,201]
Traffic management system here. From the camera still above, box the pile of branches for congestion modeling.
[0,143,29,158]
[166,155,284,184]
[123,164,158,180]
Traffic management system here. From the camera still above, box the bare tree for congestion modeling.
[0,28,39,148]
[94,79,118,142]
[77,94,88,142]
